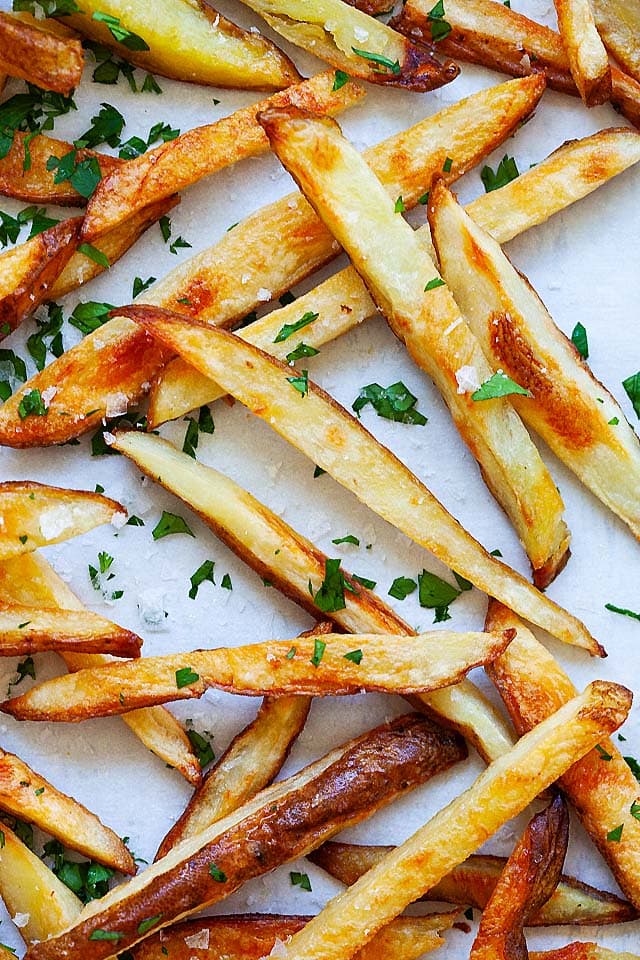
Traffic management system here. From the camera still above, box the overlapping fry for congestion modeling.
[0,12,83,94]
[553,0,611,105]
[532,947,640,960]
[592,0,640,84]
[0,603,142,657]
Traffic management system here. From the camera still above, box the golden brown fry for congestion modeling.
[486,601,640,910]
[592,0,640,84]
[531,947,640,960]
[0,75,544,447]
[553,0,611,105]
[24,714,466,959]
[81,71,364,240]
[309,842,638,926]
[0,602,142,657]
[429,180,640,543]
[0,12,83,94]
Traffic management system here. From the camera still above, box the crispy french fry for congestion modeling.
[0,75,545,447]
[309,842,639,926]
[111,430,514,764]
[342,0,393,15]
[470,795,569,958]
[0,12,83,94]
[486,601,640,909]
[0,603,142,657]
[532,947,640,960]
[553,0,611,105]
[392,0,640,129]
[24,713,466,959]
[0,482,125,561]
[149,127,640,427]
[592,0,640,84]
[235,681,631,960]
[81,71,365,240]
[0,821,82,942]
[0,551,202,787]
[59,0,300,90]
[429,180,640,543]
[0,748,134,873]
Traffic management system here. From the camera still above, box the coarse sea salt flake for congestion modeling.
[105,393,129,418]
[455,365,480,394]
[103,431,116,446]
[41,386,57,408]
[111,511,127,529]
[39,505,73,540]
[13,913,30,928]
[184,929,210,949]
[257,288,272,302]
[270,938,288,958]
[353,26,369,41]
[444,317,462,336]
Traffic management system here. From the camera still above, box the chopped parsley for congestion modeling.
[312,558,348,613]
[187,728,214,767]
[311,638,327,670]
[631,800,640,821]
[209,862,227,882]
[89,930,123,942]
[27,302,64,370]
[472,371,531,401]
[77,242,110,268]
[189,559,215,599]
[76,102,125,149]
[175,667,199,689]
[352,573,376,589]
[388,576,417,600]
[287,369,309,397]
[424,277,445,291]
[607,824,624,842]
[152,511,195,540]
[221,573,232,590]
[595,743,612,761]
[481,155,520,193]
[274,310,318,343]
[394,195,406,213]
[353,381,427,425]
[571,322,589,360]
[418,569,462,622]
[46,151,102,198]
[18,388,47,419]
[605,603,640,622]
[608,417,619,426]
[182,405,215,458]
[622,371,640,419]
[351,48,401,75]
[343,649,363,664]
[0,85,76,160]
[119,121,179,160]
[15,656,35,684]
[625,755,640,781]
[427,0,452,41]
[333,70,350,91]
[290,871,312,891]
[42,839,114,903]
[69,301,114,335]
[137,915,163,935]
[12,0,80,12]
[286,342,319,364]
[332,534,359,546]
[89,551,123,601]
[133,275,156,298]
[91,11,150,50]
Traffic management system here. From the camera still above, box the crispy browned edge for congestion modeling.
[0,12,83,94]
[0,605,142,657]
[0,479,124,516]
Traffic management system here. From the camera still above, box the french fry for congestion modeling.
[0,75,545,447]
[486,601,640,909]
[59,0,301,91]
[24,713,467,959]
[0,12,83,94]
[81,71,365,240]
[0,821,82,943]
[532,947,640,960]
[553,0,611,105]
[0,482,126,561]
[234,0,458,90]
[0,551,202,787]
[429,180,640,543]
[592,0,640,84]
[469,795,569,958]
[259,107,569,586]
[309,842,639,926]
[149,127,640,427]
[342,0,393,15]
[392,0,640,129]
[0,748,134,873]
[111,430,514,764]
[0,603,142,657]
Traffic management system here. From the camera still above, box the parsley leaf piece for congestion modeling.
[427,0,452,41]
[481,155,520,193]
[388,576,417,600]
[0,347,27,383]
[394,195,406,213]
[152,511,195,540]
[209,862,227,882]
[352,573,376,589]
[605,603,640,622]
[274,310,319,343]
[310,638,326,668]
[175,667,199,689]
[290,871,312,891]
[571,322,589,360]
[16,656,35,683]
[138,915,162,935]
[187,729,214,767]
[424,277,445,291]
[595,743,612,761]
[78,242,109,268]
[343,649,363,664]
[287,369,309,397]
[286,646,296,659]
[352,381,427,425]
[453,572,472,591]
[182,417,199,459]
[169,235,191,255]
[313,465,326,478]
[332,534,359,546]
[142,73,162,93]
[418,569,460,610]
[418,190,430,205]
[221,573,232,590]
[351,47,401,74]
[472,371,532,401]
[69,301,114,335]
[47,151,102,198]
[333,70,350,90]
[313,558,348,613]
[13,0,81,12]
[286,342,319,364]
[76,102,125,149]
[92,11,150,50]
[608,417,619,426]
[18,388,47,419]
[189,559,215,599]
[127,515,144,526]
[89,930,124,941]
[607,824,624,842]
[622,371,640,419]
[625,756,640,781]
[133,275,156,298]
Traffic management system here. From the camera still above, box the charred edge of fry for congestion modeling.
[0,12,83,95]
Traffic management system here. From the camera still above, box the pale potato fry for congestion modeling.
[0,482,126,561]
[532,947,640,960]
[0,748,134,873]
[486,601,640,910]
[81,71,365,240]
[0,75,545,447]
[24,713,466,959]
[0,552,202,787]
[0,821,82,943]
[237,681,631,960]
[60,0,300,90]
[592,0,640,84]
[0,12,83,94]
[553,0,611,105]
[120,306,599,656]
[429,180,640,544]
[149,127,640,426]
[309,842,639,926]
[260,107,569,587]
[0,602,142,657]
[111,430,514,764]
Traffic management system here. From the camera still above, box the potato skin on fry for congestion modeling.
[0,602,142,657]
[552,0,611,106]
[0,12,83,94]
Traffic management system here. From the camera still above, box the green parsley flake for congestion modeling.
[313,558,347,613]
[221,573,232,590]
[209,862,227,882]
[189,559,215,599]
[625,756,640,781]
[133,275,156,298]
[571,322,589,359]
[137,915,162,935]
[631,800,640,821]
[78,242,110,268]
[607,824,624,842]
[351,48,401,74]
[89,930,124,941]
[92,11,150,50]
[69,301,115,335]
[622,371,640,419]
[332,534,359,546]
[394,195,406,213]
[310,638,326,667]
[595,744,612,760]
[343,649,363,664]
[481,155,520,193]
[187,729,214,767]
[353,573,376,589]
[472,371,531,401]
[605,603,640,622]
[388,576,417,600]
[18,388,47,419]
[286,342,319,364]
[427,1,452,40]
[287,369,309,397]
[274,310,319,343]
[353,381,427,425]
[286,646,296,660]
[290,871,312,891]
[418,569,461,623]
[175,667,200,689]
[152,511,195,540]
[424,277,445,292]
[333,70,350,91]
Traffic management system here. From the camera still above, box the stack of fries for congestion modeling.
[0,0,638,956]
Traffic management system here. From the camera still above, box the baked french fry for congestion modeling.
[532,947,640,960]
[0,12,83,94]
[110,430,514,764]
[148,127,640,427]
[592,0,640,84]
[553,0,611,105]
[24,713,467,959]
[429,180,640,543]
[0,748,134,873]
[59,0,301,90]
[0,603,142,657]
[81,71,365,240]
[0,75,545,447]
[309,842,638,926]
[486,601,640,910]
[0,482,126,561]
[0,551,202,787]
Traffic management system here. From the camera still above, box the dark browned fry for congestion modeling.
[0,12,83,94]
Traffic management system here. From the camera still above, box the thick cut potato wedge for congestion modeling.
[0,748,134,873]
[222,681,630,960]
[111,430,514,764]
[592,0,640,84]
[0,602,142,657]
[24,713,466,959]
[486,601,640,909]
[121,307,599,657]
[81,71,365,240]
[0,821,82,943]
[309,842,638,926]
[2,629,513,721]
[0,75,545,447]
[553,0,611,105]
[532,948,640,960]
[0,482,125,561]
[392,0,640,129]
[149,127,640,426]
[235,0,457,90]
[0,12,83,94]
[259,107,569,587]
[60,0,300,90]
[429,181,640,543]
[0,552,202,787]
